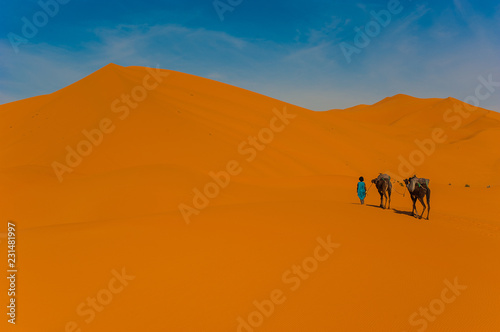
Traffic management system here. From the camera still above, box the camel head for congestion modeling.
[371,178,377,184]
[404,177,418,192]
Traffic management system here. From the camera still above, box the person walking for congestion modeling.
[357,176,367,205]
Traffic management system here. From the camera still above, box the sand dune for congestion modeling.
[0,64,498,331]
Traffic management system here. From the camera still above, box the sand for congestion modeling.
[0,64,499,331]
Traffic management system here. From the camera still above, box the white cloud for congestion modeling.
[392,4,431,34]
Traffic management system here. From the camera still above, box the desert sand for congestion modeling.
[1,64,499,331]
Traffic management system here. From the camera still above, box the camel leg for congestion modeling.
[426,189,431,220]
[412,197,418,217]
[418,197,426,219]
[388,191,391,209]
[380,192,384,208]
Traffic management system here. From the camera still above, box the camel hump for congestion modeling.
[409,176,430,191]
[377,173,391,182]
[417,178,430,187]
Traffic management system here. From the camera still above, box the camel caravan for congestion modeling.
[357,174,431,220]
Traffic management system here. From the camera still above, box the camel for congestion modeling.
[404,176,431,220]
[371,174,392,209]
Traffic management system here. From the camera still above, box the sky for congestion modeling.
[1,0,499,111]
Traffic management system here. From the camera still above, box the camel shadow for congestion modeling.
[392,208,414,217]
[352,202,424,220]
[367,204,386,210]
[367,205,416,218]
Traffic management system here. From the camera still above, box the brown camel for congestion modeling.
[404,176,431,220]
[371,174,392,209]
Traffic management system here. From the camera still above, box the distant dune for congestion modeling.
[1,64,498,331]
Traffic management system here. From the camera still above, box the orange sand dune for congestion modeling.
[0,64,499,331]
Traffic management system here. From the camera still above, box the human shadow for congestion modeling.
[349,203,387,209]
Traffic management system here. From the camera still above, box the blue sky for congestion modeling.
[1,0,499,111]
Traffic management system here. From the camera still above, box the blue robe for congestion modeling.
[357,182,366,200]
